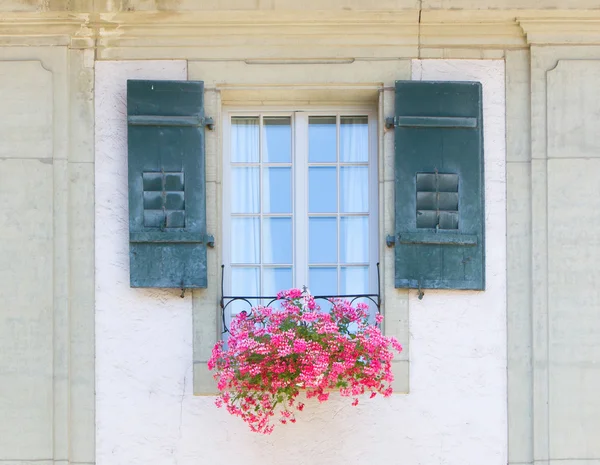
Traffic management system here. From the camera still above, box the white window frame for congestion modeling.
[222,107,379,308]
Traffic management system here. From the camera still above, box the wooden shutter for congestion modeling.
[127,80,212,288]
[390,81,485,290]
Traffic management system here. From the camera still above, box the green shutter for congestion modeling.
[390,81,485,290]
[127,80,212,288]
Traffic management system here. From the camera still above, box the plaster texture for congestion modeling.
[95,59,506,465]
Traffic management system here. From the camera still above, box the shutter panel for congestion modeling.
[391,81,485,290]
[127,80,212,288]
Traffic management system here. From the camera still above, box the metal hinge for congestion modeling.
[385,115,477,129]
[127,114,215,130]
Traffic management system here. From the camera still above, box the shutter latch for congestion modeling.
[386,234,396,247]
[204,117,215,131]
[385,117,396,129]
[205,234,215,248]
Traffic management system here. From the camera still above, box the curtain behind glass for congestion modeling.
[231,117,260,312]
[339,116,370,297]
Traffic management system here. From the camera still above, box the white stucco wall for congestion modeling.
[95,59,506,465]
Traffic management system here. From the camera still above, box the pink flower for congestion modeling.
[317,392,330,402]
[293,339,308,353]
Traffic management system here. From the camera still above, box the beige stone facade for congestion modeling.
[2,1,600,464]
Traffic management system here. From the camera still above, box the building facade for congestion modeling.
[0,1,598,465]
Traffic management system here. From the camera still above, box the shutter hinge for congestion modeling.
[128,114,216,129]
[204,117,215,131]
[205,234,215,248]
[385,116,477,129]
[386,234,396,247]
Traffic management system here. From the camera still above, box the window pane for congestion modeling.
[263,267,293,296]
[263,217,292,264]
[309,167,337,213]
[340,166,368,213]
[231,167,259,213]
[340,216,369,263]
[341,266,369,294]
[231,117,259,163]
[230,267,260,314]
[263,167,291,214]
[231,217,260,264]
[309,217,337,264]
[263,117,291,163]
[309,116,336,162]
[309,267,337,296]
[340,116,368,162]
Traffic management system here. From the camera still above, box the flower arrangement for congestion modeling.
[208,289,403,434]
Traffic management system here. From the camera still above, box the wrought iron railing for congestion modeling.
[219,263,381,334]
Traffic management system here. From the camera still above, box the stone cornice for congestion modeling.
[1,10,600,52]
[420,11,526,49]
[518,12,600,45]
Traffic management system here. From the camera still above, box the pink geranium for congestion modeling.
[208,289,403,434]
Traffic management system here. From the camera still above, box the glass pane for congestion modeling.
[231,167,259,213]
[309,167,337,213]
[231,117,259,163]
[340,166,368,213]
[230,267,260,315]
[263,217,292,264]
[231,217,260,264]
[341,267,369,294]
[263,167,291,214]
[340,216,369,263]
[263,268,293,296]
[341,267,371,324]
[309,217,337,264]
[263,117,291,163]
[309,267,338,296]
[309,116,336,162]
[340,116,368,162]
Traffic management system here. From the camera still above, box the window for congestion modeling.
[223,110,378,317]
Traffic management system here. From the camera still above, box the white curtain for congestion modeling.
[339,117,370,299]
[231,117,259,163]
[230,118,260,311]
[340,116,368,163]
[340,118,369,259]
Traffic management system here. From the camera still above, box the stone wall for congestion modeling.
[0,47,95,465]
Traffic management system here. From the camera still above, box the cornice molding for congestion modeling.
[1,10,600,52]
[420,11,526,49]
[518,12,600,45]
